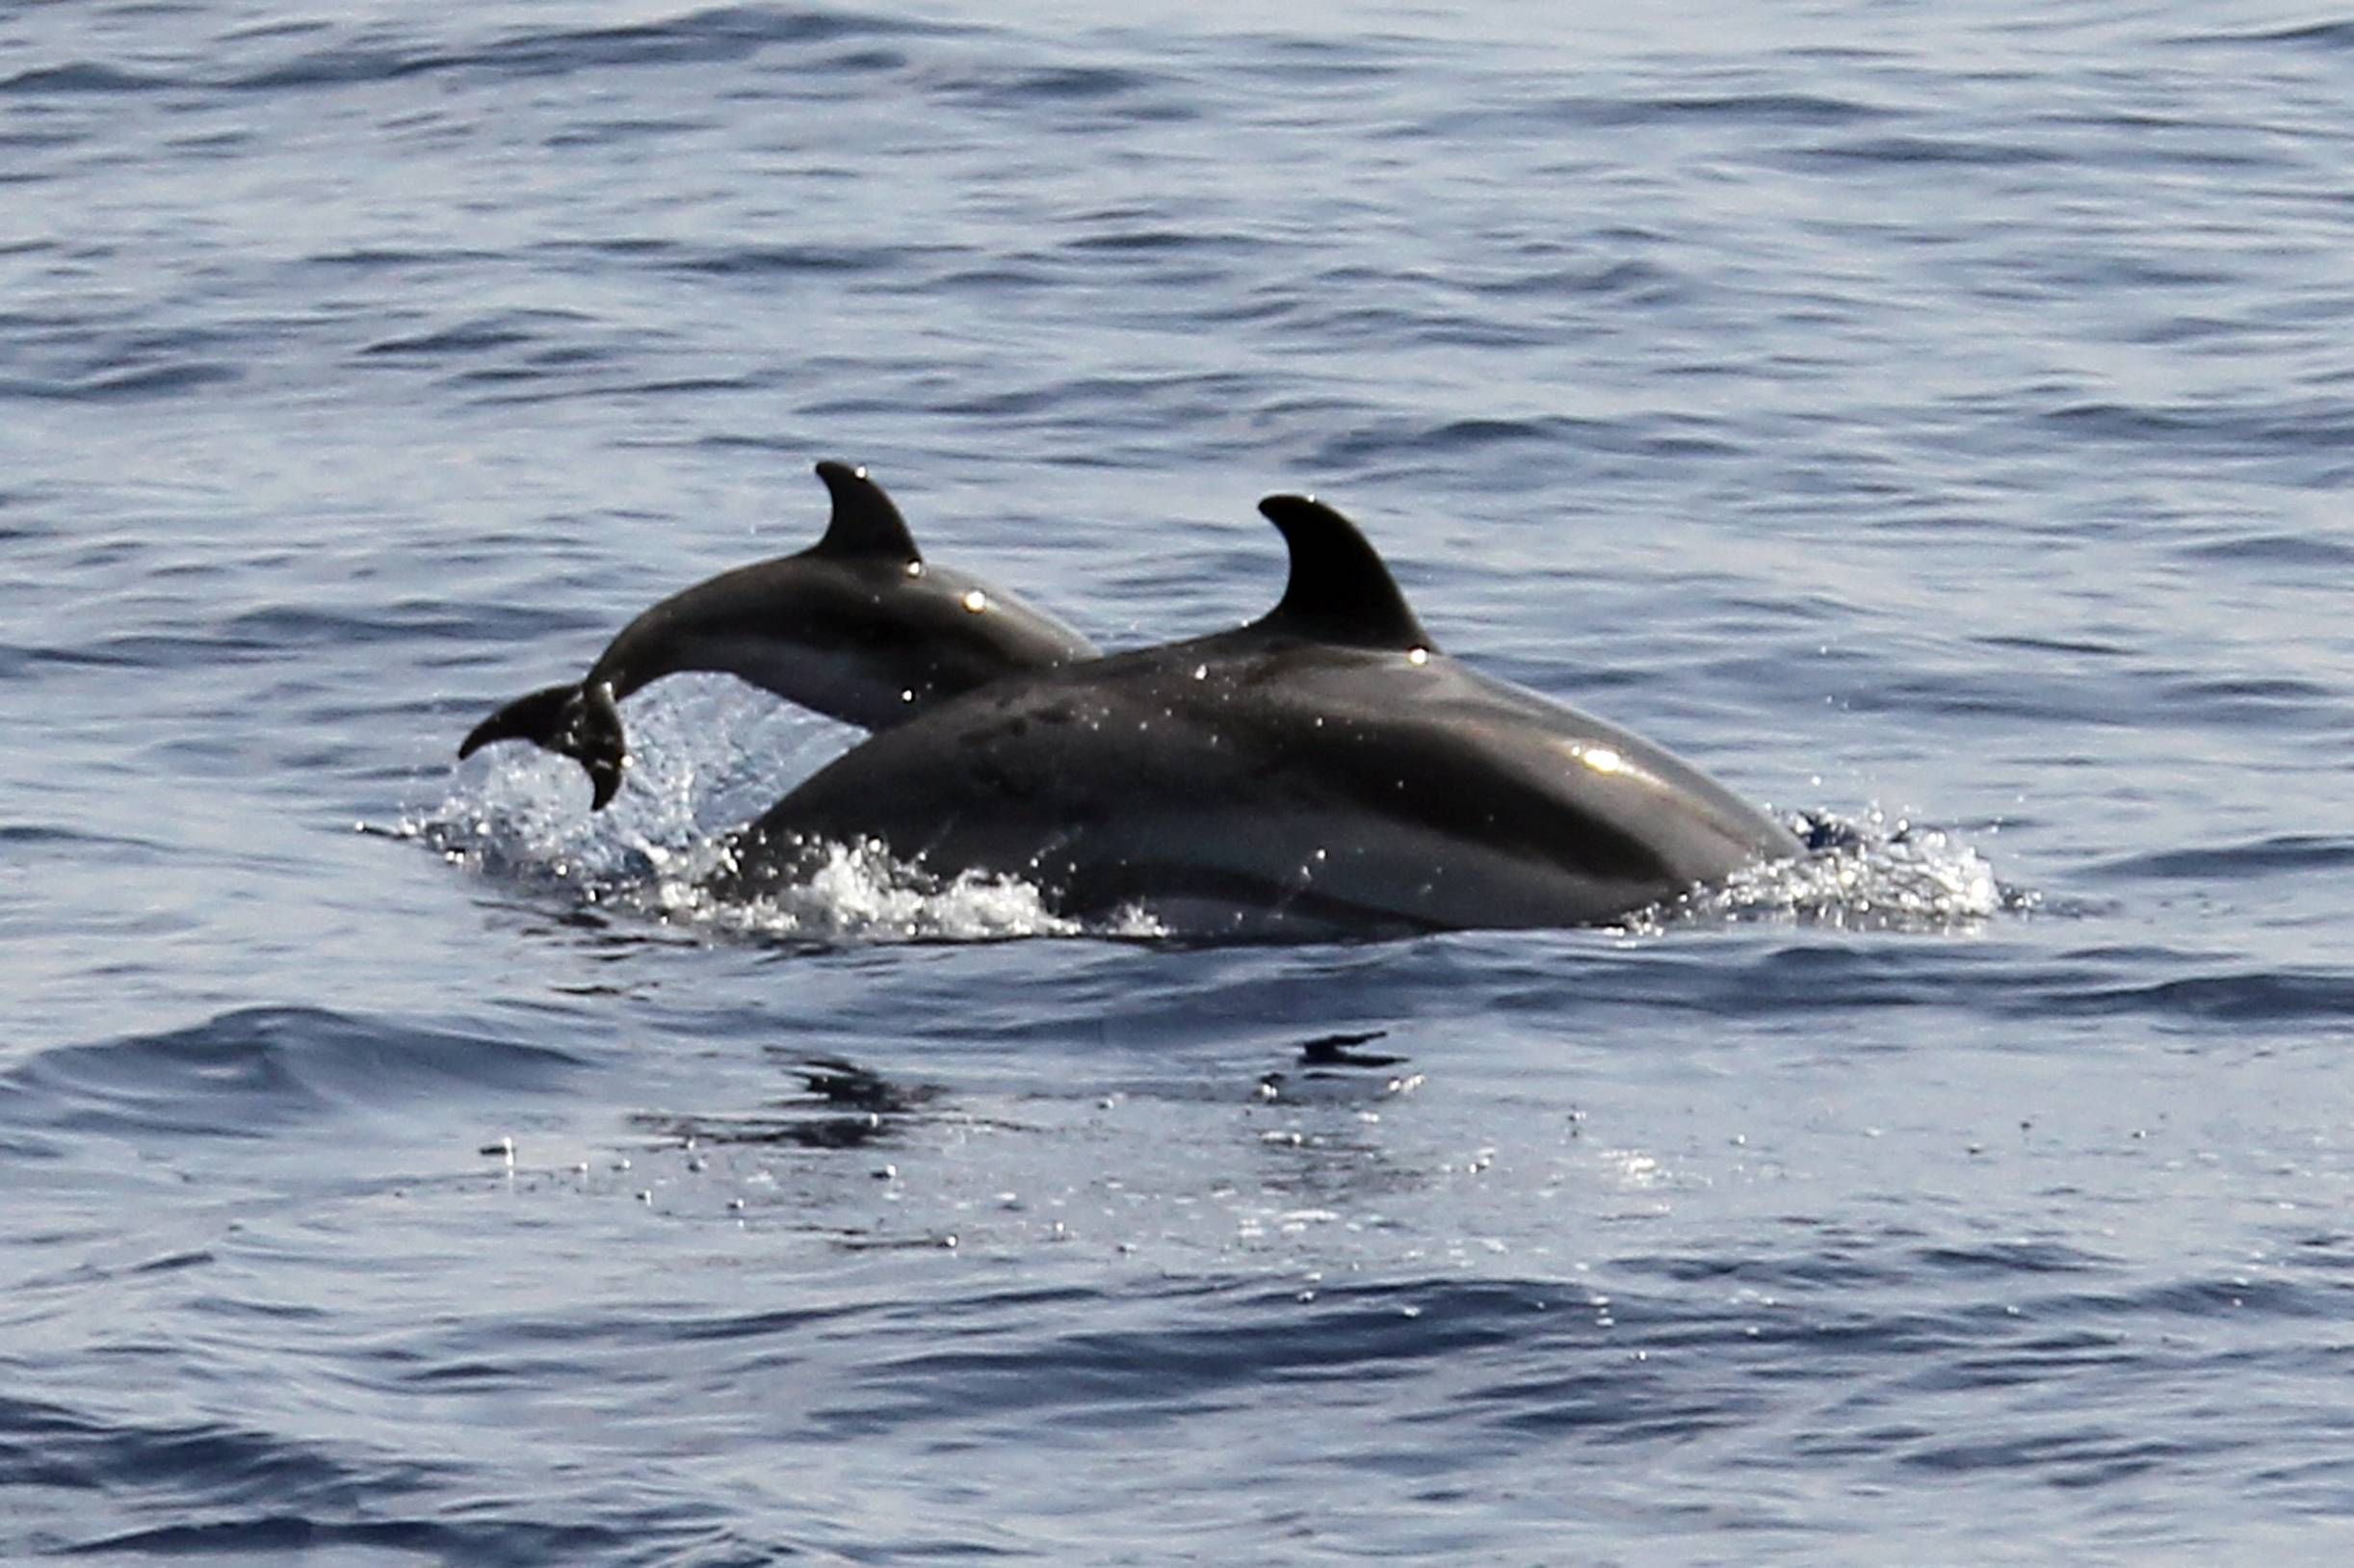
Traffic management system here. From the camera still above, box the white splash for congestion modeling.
[652,837,1164,945]
[403,689,2022,946]
[1632,805,2025,934]
[405,680,1161,945]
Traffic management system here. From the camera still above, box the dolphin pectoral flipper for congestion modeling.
[458,679,631,810]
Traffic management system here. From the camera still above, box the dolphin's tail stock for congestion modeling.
[458,680,630,809]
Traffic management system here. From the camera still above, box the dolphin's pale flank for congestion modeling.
[719,495,1799,934]
[458,461,1097,807]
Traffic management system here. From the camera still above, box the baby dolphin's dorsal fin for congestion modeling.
[1252,494,1434,652]
[811,460,923,565]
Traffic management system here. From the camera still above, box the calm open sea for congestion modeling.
[5,1,2352,1561]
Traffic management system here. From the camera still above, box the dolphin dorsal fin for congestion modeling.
[812,460,923,565]
[1251,494,1434,652]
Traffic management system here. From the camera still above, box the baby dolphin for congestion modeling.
[458,461,1098,807]
[720,495,1801,934]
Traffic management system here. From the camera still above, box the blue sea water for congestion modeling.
[6,0,2354,1560]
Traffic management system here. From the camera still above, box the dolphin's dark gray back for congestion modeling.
[727,494,1797,933]
[458,462,1096,809]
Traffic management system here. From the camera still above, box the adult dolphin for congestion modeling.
[719,495,1801,934]
[458,461,1098,807]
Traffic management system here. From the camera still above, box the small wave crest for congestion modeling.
[422,801,1144,945]
[1637,807,2026,934]
[667,837,1148,945]
[0,1007,581,1143]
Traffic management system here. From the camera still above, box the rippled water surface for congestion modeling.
[6,1,2353,1561]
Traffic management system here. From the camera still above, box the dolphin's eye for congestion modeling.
[961,589,989,614]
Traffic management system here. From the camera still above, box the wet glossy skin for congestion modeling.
[723,497,1799,934]
[458,461,1097,807]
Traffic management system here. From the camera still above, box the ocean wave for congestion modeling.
[3,7,934,101]
[0,1007,583,1143]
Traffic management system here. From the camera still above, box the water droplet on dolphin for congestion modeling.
[961,588,989,614]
